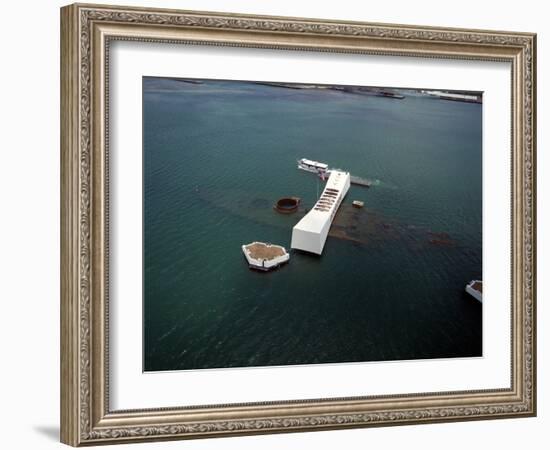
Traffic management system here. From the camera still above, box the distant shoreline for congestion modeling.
[146,76,482,104]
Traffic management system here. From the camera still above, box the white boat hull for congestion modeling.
[297,164,324,174]
[297,158,329,175]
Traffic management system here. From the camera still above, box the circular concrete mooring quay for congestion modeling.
[274,197,301,214]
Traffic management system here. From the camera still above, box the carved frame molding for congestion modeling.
[61,3,536,446]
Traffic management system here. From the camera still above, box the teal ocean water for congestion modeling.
[143,77,482,371]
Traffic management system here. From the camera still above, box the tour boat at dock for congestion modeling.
[297,158,372,187]
[297,158,329,174]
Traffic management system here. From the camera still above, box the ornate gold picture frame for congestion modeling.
[60,3,536,446]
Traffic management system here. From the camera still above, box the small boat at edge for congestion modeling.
[465,280,482,303]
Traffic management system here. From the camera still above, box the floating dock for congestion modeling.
[291,170,351,255]
[242,242,290,271]
[349,175,372,187]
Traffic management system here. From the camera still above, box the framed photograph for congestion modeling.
[60,3,537,446]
